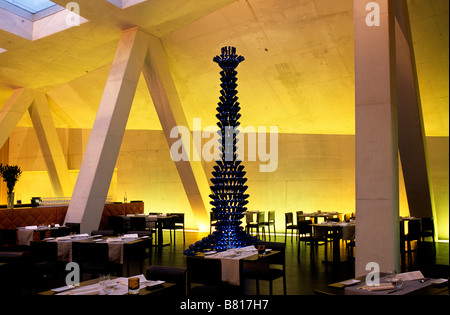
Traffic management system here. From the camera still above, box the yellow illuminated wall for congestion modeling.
[7,126,449,240]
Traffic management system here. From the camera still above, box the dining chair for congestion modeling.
[72,242,120,280]
[167,213,185,244]
[402,219,422,254]
[264,211,276,240]
[241,241,286,295]
[123,239,149,276]
[186,256,223,295]
[284,212,298,243]
[30,241,62,290]
[107,216,125,235]
[146,265,187,295]
[419,217,436,256]
[247,212,265,239]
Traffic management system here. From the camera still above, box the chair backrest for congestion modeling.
[408,220,422,238]
[210,212,218,222]
[30,241,58,263]
[246,213,254,223]
[285,212,293,225]
[0,229,17,247]
[257,212,265,224]
[186,256,222,286]
[296,211,305,222]
[146,265,187,295]
[421,217,434,232]
[130,216,147,231]
[268,211,275,222]
[72,242,109,266]
[298,220,313,234]
[107,216,125,234]
[256,241,285,266]
[172,213,185,224]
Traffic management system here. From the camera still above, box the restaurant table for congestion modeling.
[311,222,355,265]
[325,272,448,295]
[41,234,148,265]
[199,246,281,287]
[17,225,65,245]
[117,214,175,247]
[299,212,341,223]
[38,274,175,295]
[344,275,448,295]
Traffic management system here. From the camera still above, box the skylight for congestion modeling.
[3,0,56,13]
[0,0,87,41]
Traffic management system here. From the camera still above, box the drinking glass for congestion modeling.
[257,244,265,257]
[101,274,114,295]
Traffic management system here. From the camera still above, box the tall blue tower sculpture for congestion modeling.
[184,47,257,255]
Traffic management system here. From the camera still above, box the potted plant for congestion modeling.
[0,163,22,209]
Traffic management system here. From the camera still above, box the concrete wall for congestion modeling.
[7,126,449,239]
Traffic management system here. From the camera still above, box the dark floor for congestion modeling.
[1,230,448,296]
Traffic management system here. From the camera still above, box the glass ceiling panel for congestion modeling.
[3,0,56,13]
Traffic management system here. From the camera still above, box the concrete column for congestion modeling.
[0,139,9,204]
[0,88,34,148]
[29,91,72,197]
[394,0,435,222]
[65,27,150,233]
[142,35,211,231]
[354,0,400,276]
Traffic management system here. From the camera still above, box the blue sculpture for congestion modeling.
[184,47,257,255]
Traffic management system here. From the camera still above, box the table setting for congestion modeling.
[49,274,165,295]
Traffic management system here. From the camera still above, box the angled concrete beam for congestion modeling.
[0,88,34,148]
[142,34,211,231]
[29,91,72,197]
[354,0,400,276]
[65,27,150,233]
[394,0,435,222]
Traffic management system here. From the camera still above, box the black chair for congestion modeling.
[402,219,422,254]
[124,239,149,276]
[284,212,298,242]
[107,216,125,235]
[0,229,17,250]
[264,211,276,240]
[210,212,219,234]
[186,256,223,295]
[420,217,436,255]
[168,213,185,244]
[146,265,187,295]
[64,222,80,234]
[247,212,265,239]
[72,242,120,280]
[29,241,62,289]
[241,241,286,295]
[50,226,71,238]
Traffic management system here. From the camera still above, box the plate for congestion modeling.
[204,251,217,255]
[340,279,361,286]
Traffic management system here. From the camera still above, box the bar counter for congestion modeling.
[0,202,144,230]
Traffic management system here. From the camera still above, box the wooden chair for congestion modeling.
[264,211,276,240]
[241,241,286,295]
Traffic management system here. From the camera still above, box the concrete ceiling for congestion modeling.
[0,0,448,136]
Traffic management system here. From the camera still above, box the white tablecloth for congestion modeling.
[204,246,258,285]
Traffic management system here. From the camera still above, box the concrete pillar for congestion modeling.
[29,91,73,197]
[142,35,211,231]
[394,0,435,222]
[0,88,34,148]
[354,0,400,276]
[65,27,150,233]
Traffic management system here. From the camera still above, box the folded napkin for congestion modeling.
[106,237,123,243]
[25,225,38,230]
[123,234,138,238]
[70,288,100,295]
[365,283,395,291]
